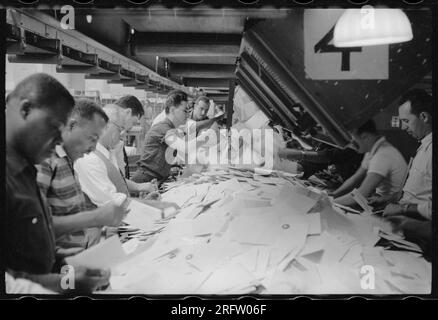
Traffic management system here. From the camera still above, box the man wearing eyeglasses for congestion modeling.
[74,104,157,208]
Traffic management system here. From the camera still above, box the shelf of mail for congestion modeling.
[85,167,431,295]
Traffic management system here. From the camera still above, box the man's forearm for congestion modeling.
[14,271,63,293]
[402,203,427,220]
[195,118,216,133]
[278,149,330,164]
[126,179,139,193]
[334,193,355,207]
[332,177,358,198]
[53,209,102,236]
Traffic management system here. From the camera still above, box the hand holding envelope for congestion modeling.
[66,236,127,269]
[66,266,111,294]
[65,236,130,292]
[96,198,131,227]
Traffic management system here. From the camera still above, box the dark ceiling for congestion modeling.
[6,7,432,148]
[70,7,293,103]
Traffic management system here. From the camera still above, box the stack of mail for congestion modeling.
[92,168,431,295]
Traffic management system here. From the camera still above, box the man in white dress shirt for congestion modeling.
[381,89,432,246]
[74,104,156,207]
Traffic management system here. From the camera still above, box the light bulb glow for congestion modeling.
[334,8,413,47]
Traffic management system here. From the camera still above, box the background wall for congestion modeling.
[5,57,167,121]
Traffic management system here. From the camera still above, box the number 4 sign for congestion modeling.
[304,9,389,80]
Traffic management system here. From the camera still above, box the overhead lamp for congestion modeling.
[86,15,92,23]
[333,8,413,47]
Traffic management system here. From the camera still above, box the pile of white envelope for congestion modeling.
[83,167,431,295]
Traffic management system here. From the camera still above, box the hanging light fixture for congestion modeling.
[333,8,413,47]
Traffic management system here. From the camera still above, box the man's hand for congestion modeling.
[385,215,432,242]
[367,195,384,206]
[65,266,110,294]
[141,191,161,201]
[137,182,158,194]
[96,201,130,227]
[327,190,337,198]
[385,215,410,234]
[368,194,395,207]
[382,203,404,217]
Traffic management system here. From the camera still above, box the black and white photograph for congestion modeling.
[0,0,435,305]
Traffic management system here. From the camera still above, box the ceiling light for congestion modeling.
[333,8,413,47]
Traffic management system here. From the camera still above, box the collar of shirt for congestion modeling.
[96,141,121,169]
[164,116,177,130]
[96,142,111,160]
[55,144,76,170]
[6,143,33,176]
[420,132,432,149]
[369,136,386,156]
[55,144,67,158]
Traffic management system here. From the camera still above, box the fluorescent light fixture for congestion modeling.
[333,8,413,47]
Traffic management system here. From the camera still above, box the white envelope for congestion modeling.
[307,212,321,235]
[66,235,127,270]
[123,199,161,231]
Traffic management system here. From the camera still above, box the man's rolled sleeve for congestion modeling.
[367,152,390,177]
[75,155,127,207]
[417,201,432,220]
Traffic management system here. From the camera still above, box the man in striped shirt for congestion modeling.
[37,99,129,250]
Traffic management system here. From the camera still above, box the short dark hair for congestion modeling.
[6,73,75,114]
[195,95,210,105]
[399,88,432,117]
[115,95,144,117]
[165,90,188,114]
[71,98,109,123]
[355,119,377,135]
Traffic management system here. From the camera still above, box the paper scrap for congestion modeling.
[307,213,321,235]
[197,262,258,294]
[124,199,161,231]
[273,184,318,215]
[66,235,127,270]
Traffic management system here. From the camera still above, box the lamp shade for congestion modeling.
[333,9,413,47]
